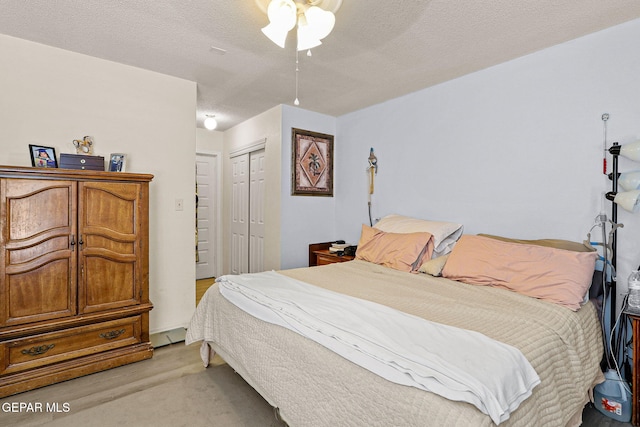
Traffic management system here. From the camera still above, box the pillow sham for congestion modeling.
[441,235,597,310]
[374,214,463,257]
[355,224,434,272]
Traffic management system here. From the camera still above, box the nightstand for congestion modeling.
[309,242,355,266]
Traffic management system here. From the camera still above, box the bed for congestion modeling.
[186,216,604,427]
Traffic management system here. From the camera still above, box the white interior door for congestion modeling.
[196,153,219,279]
[230,153,249,275]
[249,149,266,273]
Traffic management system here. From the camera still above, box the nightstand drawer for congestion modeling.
[315,250,354,266]
[0,316,141,375]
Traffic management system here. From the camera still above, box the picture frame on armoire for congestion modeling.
[109,153,126,172]
[291,128,334,196]
[29,144,58,168]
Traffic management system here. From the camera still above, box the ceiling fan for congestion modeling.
[255,0,343,50]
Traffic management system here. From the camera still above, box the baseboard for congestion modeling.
[150,328,186,348]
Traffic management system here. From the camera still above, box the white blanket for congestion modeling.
[217,271,540,425]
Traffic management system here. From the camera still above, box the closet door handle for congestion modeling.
[78,235,84,247]
[70,235,76,251]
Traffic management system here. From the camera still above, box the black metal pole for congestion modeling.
[611,144,618,330]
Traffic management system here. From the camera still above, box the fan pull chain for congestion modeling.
[294,49,300,106]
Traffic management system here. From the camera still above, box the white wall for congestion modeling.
[335,19,640,310]
[280,105,337,269]
[0,34,197,334]
[196,128,223,154]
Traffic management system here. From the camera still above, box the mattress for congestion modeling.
[186,260,604,426]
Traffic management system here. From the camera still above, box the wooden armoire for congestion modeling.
[0,166,153,397]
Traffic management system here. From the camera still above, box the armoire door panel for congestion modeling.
[84,235,135,255]
[8,235,69,265]
[80,257,137,313]
[81,183,138,235]
[77,182,142,314]
[1,179,77,327]
[5,258,75,325]
[4,181,74,242]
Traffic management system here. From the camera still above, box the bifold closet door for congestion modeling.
[230,149,266,275]
[231,153,249,275]
[248,149,265,274]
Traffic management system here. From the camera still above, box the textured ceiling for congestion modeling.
[1,0,639,131]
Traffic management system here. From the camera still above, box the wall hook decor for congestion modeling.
[367,147,378,226]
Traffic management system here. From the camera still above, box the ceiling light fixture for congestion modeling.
[257,0,342,106]
[204,115,218,131]
[259,0,341,51]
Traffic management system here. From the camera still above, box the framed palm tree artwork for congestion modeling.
[292,128,334,196]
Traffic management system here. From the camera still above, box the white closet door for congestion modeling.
[230,153,249,275]
[195,154,218,279]
[249,149,266,273]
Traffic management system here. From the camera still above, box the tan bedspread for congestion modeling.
[186,260,604,426]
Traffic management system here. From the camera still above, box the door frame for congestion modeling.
[195,152,222,278]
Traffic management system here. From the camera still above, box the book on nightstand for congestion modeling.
[329,242,351,252]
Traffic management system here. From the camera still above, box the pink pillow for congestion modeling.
[441,235,597,310]
[355,224,433,272]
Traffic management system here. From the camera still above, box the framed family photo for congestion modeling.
[109,153,126,172]
[291,128,334,196]
[29,145,58,168]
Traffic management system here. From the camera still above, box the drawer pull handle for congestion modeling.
[21,344,55,356]
[100,329,126,340]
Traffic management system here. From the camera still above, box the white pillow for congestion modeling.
[374,214,463,257]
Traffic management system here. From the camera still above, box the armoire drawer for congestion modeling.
[0,316,142,375]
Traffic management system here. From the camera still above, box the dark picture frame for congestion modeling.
[29,145,58,168]
[109,153,126,172]
[291,128,334,196]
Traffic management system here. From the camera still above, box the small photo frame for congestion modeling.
[292,128,334,196]
[109,153,126,172]
[29,145,58,168]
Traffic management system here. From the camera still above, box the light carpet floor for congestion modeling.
[0,342,285,427]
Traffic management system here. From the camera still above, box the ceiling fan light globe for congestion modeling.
[262,23,290,48]
[304,6,335,40]
[266,0,297,31]
[297,24,322,51]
